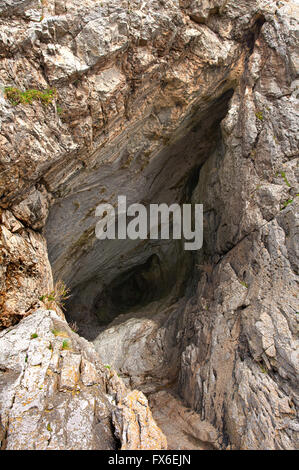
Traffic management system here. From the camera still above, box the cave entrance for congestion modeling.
[93,254,169,321]
[45,89,233,341]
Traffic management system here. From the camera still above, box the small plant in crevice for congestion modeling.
[255,111,264,121]
[4,87,57,106]
[39,280,70,312]
[104,364,111,370]
[62,339,70,350]
[239,280,249,289]
[56,103,63,115]
[259,362,268,374]
[280,171,291,188]
[31,333,38,339]
[280,198,293,210]
[51,328,69,338]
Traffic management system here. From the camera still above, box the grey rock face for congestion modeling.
[0,309,166,449]
[0,0,298,450]
[0,309,115,449]
[178,203,299,449]
[0,210,53,329]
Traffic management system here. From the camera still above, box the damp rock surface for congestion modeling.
[0,0,298,450]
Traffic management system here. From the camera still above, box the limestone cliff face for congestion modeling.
[0,309,167,450]
[0,0,298,450]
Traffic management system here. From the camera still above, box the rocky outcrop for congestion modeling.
[0,0,298,450]
[0,309,166,449]
[0,209,53,329]
[177,202,298,450]
[113,390,167,450]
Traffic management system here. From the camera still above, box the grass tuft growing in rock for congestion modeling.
[51,329,69,338]
[280,171,291,187]
[239,280,249,288]
[39,280,70,311]
[280,198,293,210]
[4,87,57,106]
[62,340,70,350]
[255,111,264,121]
[56,103,63,114]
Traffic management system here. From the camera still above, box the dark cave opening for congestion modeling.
[46,88,234,340]
[91,253,175,324]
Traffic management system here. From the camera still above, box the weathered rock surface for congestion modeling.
[113,390,167,450]
[0,209,53,329]
[0,0,298,451]
[149,391,220,450]
[0,309,167,449]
